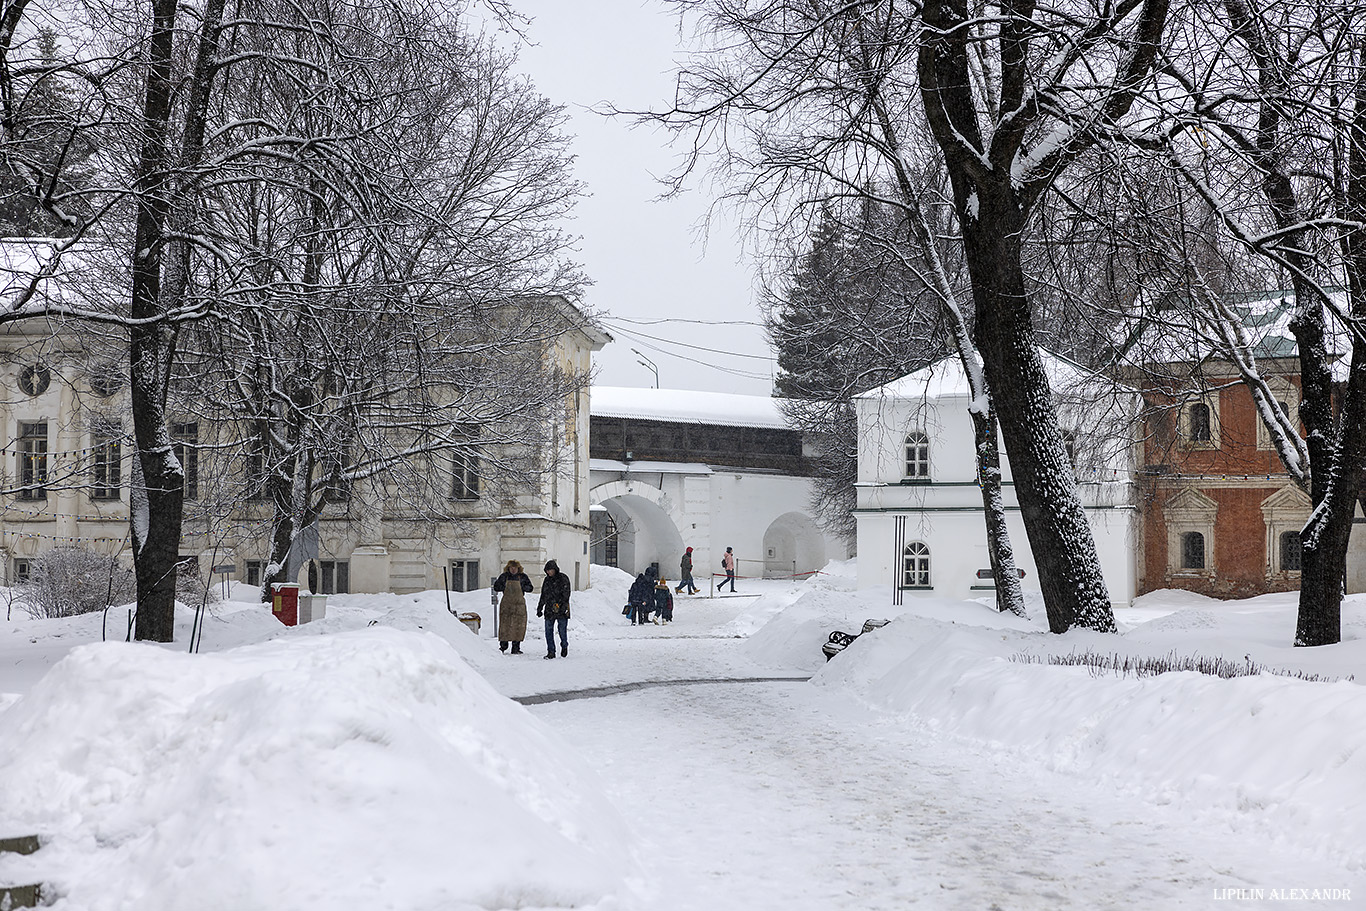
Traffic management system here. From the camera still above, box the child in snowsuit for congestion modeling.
[654,577,674,624]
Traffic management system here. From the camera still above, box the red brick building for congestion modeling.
[1126,294,1364,598]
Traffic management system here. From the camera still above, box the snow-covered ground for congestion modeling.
[0,563,1362,908]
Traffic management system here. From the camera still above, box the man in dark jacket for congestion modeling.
[537,559,572,658]
[676,547,699,595]
[627,566,656,625]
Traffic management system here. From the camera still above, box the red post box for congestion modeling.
[271,583,300,626]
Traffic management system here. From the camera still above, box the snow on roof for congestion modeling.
[590,386,790,430]
[590,458,714,475]
[855,350,1110,402]
[1114,290,1351,379]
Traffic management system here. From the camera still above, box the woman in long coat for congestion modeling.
[493,560,534,654]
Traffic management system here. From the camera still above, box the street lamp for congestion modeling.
[631,348,659,388]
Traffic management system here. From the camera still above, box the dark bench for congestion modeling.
[821,619,890,661]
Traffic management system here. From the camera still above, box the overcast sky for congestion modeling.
[509,1,779,397]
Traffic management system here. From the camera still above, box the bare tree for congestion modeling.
[645,0,1164,626]
[1122,0,1366,645]
[0,0,584,640]
[163,5,587,597]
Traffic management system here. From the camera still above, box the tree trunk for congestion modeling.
[972,404,1025,616]
[1294,349,1365,646]
[129,0,182,643]
[961,191,1116,633]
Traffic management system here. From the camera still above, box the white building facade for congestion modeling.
[853,355,1141,607]
[0,299,608,598]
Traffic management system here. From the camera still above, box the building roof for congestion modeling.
[1113,290,1350,378]
[854,350,1110,402]
[590,386,791,430]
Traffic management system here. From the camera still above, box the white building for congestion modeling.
[588,387,848,585]
[0,288,609,597]
[853,354,1141,607]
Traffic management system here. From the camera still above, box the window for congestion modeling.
[172,422,199,500]
[91,426,122,500]
[1279,531,1302,573]
[245,560,263,587]
[1181,532,1206,570]
[12,559,31,584]
[18,364,49,396]
[17,421,47,500]
[902,542,931,588]
[89,368,120,397]
[247,441,268,501]
[449,559,480,592]
[1258,377,1301,451]
[320,452,351,503]
[904,431,930,479]
[452,450,479,500]
[319,560,349,594]
[1188,404,1211,442]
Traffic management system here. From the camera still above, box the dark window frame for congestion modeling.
[1188,403,1212,443]
[319,559,350,594]
[1279,531,1302,573]
[91,428,122,500]
[904,431,931,479]
[902,541,931,588]
[1181,531,1206,570]
[449,559,480,592]
[171,422,199,501]
[18,421,48,501]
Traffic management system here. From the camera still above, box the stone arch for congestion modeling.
[761,510,827,579]
[589,480,685,577]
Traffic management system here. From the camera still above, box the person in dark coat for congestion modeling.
[492,560,534,654]
[654,576,674,623]
[537,559,572,658]
[627,566,656,625]
[676,547,699,594]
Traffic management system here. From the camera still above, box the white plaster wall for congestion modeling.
[855,507,1138,608]
[589,468,847,584]
[854,385,1140,607]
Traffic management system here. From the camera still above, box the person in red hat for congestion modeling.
[676,546,699,594]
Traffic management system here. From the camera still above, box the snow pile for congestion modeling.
[811,596,1366,869]
[0,628,634,910]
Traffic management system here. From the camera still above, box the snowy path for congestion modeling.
[506,650,1359,910]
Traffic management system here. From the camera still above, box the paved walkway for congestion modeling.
[500,641,1361,910]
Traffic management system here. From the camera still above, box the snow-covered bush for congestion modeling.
[17,547,136,619]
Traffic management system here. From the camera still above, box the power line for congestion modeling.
[617,332,772,381]
[610,316,765,327]
[603,320,777,362]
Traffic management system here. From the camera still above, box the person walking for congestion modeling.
[676,547,699,595]
[654,576,674,623]
[718,546,737,592]
[493,560,533,654]
[537,559,572,659]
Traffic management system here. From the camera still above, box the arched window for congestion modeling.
[903,541,930,587]
[1188,403,1211,443]
[1279,531,1302,573]
[1180,531,1206,570]
[904,432,930,479]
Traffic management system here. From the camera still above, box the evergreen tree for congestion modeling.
[766,199,944,544]
[0,28,94,236]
